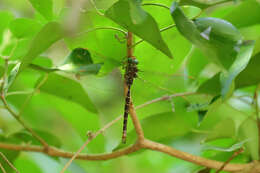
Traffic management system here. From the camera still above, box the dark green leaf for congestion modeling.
[235,52,260,88]
[19,22,63,72]
[64,48,93,65]
[238,116,259,160]
[28,0,54,20]
[171,2,242,69]
[9,18,42,38]
[10,129,62,148]
[220,40,255,97]
[197,73,221,95]
[58,48,102,75]
[37,73,98,113]
[105,0,173,58]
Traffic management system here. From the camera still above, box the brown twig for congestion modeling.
[0,89,251,172]
[0,140,251,172]
[254,84,260,158]
[0,162,6,173]
[0,152,19,173]
[125,31,144,141]
[142,139,248,172]
[0,60,49,151]
[215,148,244,173]
[19,73,49,116]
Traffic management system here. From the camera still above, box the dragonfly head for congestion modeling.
[127,57,139,65]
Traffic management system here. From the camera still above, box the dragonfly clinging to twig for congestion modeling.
[122,57,138,143]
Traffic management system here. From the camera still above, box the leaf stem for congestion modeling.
[0,60,49,151]
[142,3,170,10]
[73,27,127,38]
[0,152,19,173]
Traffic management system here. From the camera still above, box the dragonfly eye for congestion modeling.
[133,59,139,65]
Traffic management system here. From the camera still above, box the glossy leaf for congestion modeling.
[10,129,62,148]
[9,18,42,38]
[19,22,63,72]
[238,116,259,160]
[171,2,242,69]
[4,62,21,93]
[220,40,255,97]
[58,48,102,75]
[37,73,98,113]
[115,111,196,149]
[197,73,221,95]
[28,0,54,20]
[235,52,260,88]
[105,0,173,58]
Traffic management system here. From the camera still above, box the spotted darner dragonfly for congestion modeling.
[71,48,197,144]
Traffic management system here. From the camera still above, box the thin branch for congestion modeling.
[0,140,251,172]
[6,90,34,97]
[29,64,59,73]
[0,91,250,172]
[89,0,104,16]
[0,162,6,173]
[0,152,19,173]
[19,73,49,116]
[0,95,49,150]
[253,84,260,158]
[141,139,249,172]
[0,61,49,150]
[72,27,127,38]
[125,31,144,141]
[215,148,244,173]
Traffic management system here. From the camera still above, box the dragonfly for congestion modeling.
[66,48,196,143]
[122,57,138,143]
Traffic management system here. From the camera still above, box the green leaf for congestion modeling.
[10,129,62,148]
[0,11,14,44]
[19,22,63,72]
[115,111,196,149]
[105,0,173,58]
[205,118,236,142]
[14,154,43,173]
[203,140,247,152]
[220,40,255,97]
[58,48,102,75]
[0,136,20,173]
[197,73,221,95]
[4,62,21,93]
[235,52,260,88]
[37,73,98,113]
[223,0,260,28]
[238,116,259,160]
[28,0,54,20]
[9,18,42,38]
[171,2,242,69]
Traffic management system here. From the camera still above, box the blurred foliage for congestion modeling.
[0,0,260,172]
